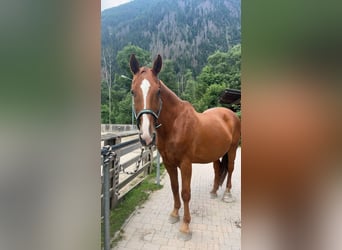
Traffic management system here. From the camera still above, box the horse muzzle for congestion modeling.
[137,112,159,146]
[139,131,156,146]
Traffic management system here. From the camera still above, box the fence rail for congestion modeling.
[101,124,137,134]
[101,132,156,210]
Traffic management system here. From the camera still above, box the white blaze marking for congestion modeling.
[140,79,150,109]
[141,114,151,142]
[140,79,152,142]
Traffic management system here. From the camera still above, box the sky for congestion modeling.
[101,0,132,11]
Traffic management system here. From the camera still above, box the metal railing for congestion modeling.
[101,131,161,250]
[101,132,156,210]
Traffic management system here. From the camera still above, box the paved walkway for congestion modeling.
[113,148,241,250]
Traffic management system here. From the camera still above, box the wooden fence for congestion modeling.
[101,131,157,210]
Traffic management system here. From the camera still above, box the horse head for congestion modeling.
[130,54,163,146]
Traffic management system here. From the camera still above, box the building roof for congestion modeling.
[219,89,241,105]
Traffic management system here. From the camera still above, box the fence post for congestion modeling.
[102,148,111,250]
[156,150,160,185]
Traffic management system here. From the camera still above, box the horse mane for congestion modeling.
[157,80,197,131]
[160,80,183,105]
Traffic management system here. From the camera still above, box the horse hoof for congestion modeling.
[168,215,180,224]
[177,231,192,241]
[210,192,218,199]
[222,192,235,203]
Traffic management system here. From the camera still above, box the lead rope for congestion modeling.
[121,147,145,174]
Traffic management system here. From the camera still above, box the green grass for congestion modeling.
[101,163,165,248]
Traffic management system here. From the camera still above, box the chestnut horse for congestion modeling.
[129,54,241,240]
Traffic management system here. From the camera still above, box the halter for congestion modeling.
[133,87,163,130]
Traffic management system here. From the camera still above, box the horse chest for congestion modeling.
[157,138,192,166]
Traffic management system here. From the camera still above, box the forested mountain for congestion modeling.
[101,0,241,124]
[102,0,240,75]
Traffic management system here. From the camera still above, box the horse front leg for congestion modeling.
[165,165,181,223]
[179,161,192,241]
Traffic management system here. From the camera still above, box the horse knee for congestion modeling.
[181,190,191,202]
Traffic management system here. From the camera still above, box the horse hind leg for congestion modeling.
[222,146,238,203]
[210,160,220,198]
[219,153,229,186]
[210,158,227,198]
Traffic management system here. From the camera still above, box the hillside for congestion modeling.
[101,0,240,74]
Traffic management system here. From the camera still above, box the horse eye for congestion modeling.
[130,90,134,96]
[157,89,161,96]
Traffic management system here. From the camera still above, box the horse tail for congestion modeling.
[219,152,228,186]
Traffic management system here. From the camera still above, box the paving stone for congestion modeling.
[141,242,160,250]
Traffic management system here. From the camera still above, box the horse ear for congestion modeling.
[152,54,162,75]
[130,54,140,75]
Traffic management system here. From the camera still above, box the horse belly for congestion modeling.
[192,110,234,163]
[192,129,231,163]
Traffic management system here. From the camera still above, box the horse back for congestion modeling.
[190,107,240,163]
[201,107,240,140]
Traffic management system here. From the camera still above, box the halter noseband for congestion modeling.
[133,88,163,130]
